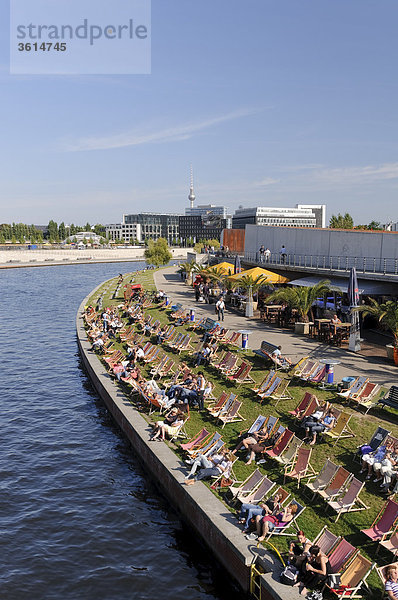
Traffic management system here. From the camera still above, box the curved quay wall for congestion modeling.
[76,283,299,600]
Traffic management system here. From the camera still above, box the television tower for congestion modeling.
[188,165,195,209]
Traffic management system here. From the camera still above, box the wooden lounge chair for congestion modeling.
[258,376,282,403]
[337,376,369,399]
[187,431,223,457]
[227,362,254,386]
[284,447,315,488]
[349,382,380,413]
[327,477,368,522]
[299,360,321,381]
[251,371,276,394]
[222,331,241,347]
[180,428,211,453]
[305,459,339,500]
[378,386,398,411]
[274,435,302,466]
[236,475,275,505]
[317,466,353,503]
[228,468,265,501]
[361,499,398,543]
[241,415,267,436]
[312,526,341,556]
[288,392,317,419]
[207,391,229,417]
[378,531,398,558]
[326,553,375,599]
[265,429,294,460]
[354,425,390,463]
[327,539,358,576]
[218,399,244,428]
[323,411,355,445]
[271,378,292,405]
[292,358,317,378]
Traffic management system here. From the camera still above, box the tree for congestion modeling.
[265,280,331,322]
[329,213,354,229]
[47,220,58,241]
[58,222,66,241]
[144,238,172,268]
[354,299,398,347]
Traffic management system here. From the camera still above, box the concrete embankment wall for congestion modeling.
[76,282,300,600]
[0,247,189,268]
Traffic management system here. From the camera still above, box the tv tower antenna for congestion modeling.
[188,165,196,209]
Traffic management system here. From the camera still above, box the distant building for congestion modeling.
[105,221,142,243]
[232,204,326,229]
[71,231,102,244]
[385,221,398,232]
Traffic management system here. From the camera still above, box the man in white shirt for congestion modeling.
[216,297,225,321]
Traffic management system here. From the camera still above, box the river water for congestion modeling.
[1,263,241,600]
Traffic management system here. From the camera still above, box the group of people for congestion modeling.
[360,438,398,495]
[258,244,287,264]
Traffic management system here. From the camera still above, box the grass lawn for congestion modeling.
[86,268,398,598]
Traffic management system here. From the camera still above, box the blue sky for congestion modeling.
[1,0,398,225]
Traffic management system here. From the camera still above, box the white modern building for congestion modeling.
[105,222,142,243]
[232,204,326,229]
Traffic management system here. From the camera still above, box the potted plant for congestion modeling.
[230,274,269,317]
[265,280,331,334]
[353,299,398,364]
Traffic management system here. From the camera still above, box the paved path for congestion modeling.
[154,266,398,387]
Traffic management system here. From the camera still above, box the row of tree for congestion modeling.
[329,213,383,230]
[0,221,106,244]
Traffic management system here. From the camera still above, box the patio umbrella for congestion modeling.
[348,266,361,352]
[234,254,242,274]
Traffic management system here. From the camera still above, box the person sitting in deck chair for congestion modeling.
[303,408,336,445]
[149,408,185,442]
[294,544,331,597]
[253,503,298,541]
[232,425,270,456]
[238,491,284,533]
[185,449,232,486]
[271,346,292,369]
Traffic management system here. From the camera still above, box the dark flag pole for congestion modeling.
[348,267,361,352]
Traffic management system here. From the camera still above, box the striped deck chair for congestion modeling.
[176,335,193,353]
[305,459,339,500]
[361,499,398,542]
[143,346,160,363]
[150,354,167,376]
[298,360,320,381]
[104,349,123,365]
[327,477,368,522]
[324,411,355,445]
[275,435,302,466]
[327,539,358,574]
[284,447,315,488]
[220,354,239,375]
[187,432,223,458]
[252,371,276,394]
[288,392,316,419]
[219,400,244,428]
[236,476,275,505]
[265,499,305,539]
[228,468,264,501]
[258,376,282,403]
[265,429,294,460]
[227,362,254,385]
[291,358,315,378]
[157,358,175,379]
[189,316,206,331]
[214,393,237,420]
[224,331,241,347]
[271,378,293,405]
[327,553,375,599]
[313,526,341,556]
[317,466,353,503]
[337,376,369,399]
[240,415,267,437]
[213,351,233,371]
[163,326,176,341]
[166,332,183,349]
[180,428,211,453]
[207,391,228,416]
[302,363,325,383]
[349,382,380,413]
[297,396,322,423]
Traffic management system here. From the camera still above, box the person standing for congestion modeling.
[216,296,225,321]
[264,248,271,262]
[280,245,287,264]
[259,245,265,263]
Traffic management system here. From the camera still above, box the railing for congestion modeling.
[244,252,398,276]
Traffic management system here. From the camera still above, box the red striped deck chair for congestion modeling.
[361,499,398,542]
[180,428,211,452]
[150,354,167,376]
[317,466,352,503]
[297,396,323,423]
[288,392,317,419]
[305,459,338,500]
[225,361,248,382]
[327,539,357,574]
[231,363,254,385]
[223,331,241,347]
[284,447,315,487]
[302,363,324,382]
[313,526,341,556]
[265,429,294,460]
[157,358,175,379]
[327,477,368,522]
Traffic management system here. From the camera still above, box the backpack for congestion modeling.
[306,591,323,600]
[280,564,298,586]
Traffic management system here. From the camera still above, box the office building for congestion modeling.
[232,204,326,229]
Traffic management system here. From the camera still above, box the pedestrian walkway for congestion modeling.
[154,266,398,387]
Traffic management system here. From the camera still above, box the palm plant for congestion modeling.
[231,274,270,317]
[177,259,197,284]
[353,299,398,347]
[265,280,331,322]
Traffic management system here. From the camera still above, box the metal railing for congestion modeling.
[245,252,398,276]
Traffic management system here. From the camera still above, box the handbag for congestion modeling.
[280,565,298,586]
[327,574,342,589]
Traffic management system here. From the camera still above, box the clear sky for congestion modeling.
[1,0,398,226]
